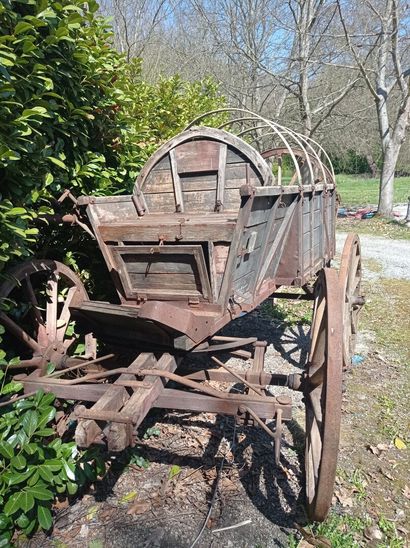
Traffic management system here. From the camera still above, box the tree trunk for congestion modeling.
[365,154,378,178]
[378,144,399,216]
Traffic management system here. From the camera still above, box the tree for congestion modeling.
[188,0,361,137]
[98,0,171,61]
[337,0,410,215]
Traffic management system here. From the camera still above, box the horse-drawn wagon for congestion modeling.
[0,109,364,521]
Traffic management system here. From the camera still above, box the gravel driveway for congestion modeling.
[336,232,410,280]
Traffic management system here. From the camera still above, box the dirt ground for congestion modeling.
[22,227,410,548]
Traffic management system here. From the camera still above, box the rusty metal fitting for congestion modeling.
[287,373,303,391]
[276,395,292,406]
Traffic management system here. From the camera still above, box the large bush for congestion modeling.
[0,0,224,539]
[0,0,224,270]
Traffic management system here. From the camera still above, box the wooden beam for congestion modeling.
[75,353,156,448]
[216,144,227,211]
[105,353,178,451]
[169,149,184,213]
[256,198,298,290]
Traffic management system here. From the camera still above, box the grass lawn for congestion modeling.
[336,174,410,206]
[336,217,410,240]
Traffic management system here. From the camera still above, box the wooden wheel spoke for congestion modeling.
[46,277,58,341]
[309,415,322,475]
[348,253,360,287]
[340,235,363,370]
[23,274,44,326]
[57,286,77,342]
[0,311,42,353]
[309,296,326,360]
[309,362,325,388]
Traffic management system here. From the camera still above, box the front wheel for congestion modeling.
[304,268,343,522]
[0,259,96,370]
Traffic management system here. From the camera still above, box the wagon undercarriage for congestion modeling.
[0,109,365,522]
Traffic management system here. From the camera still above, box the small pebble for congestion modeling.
[364,525,383,541]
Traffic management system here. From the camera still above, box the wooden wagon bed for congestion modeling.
[73,127,336,350]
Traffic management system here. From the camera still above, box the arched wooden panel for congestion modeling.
[134,127,272,214]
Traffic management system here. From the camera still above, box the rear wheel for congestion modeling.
[339,234,364,370]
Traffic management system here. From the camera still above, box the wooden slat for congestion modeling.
[175,140,220,173]
[169,149,184,213]
[105,353,178,451]
[127,273,199,290]
[218,193,255,306]
[75,353,156,448]
[22,378,107,402]
[216,144,227,210]
[256,198,298,290]
[99,219,236,242]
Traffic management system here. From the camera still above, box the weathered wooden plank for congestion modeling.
[151,155,171,171]
[216,144,227,209]
[218,193,255,306]
[144,192,176,211]
[75,353,156,448]
[127,273,199,290]
[22,378,107,402]
[99,221,236,243]
[135,128,273,194]
[169,149,184,213]
[124,257,199,275]
[181,175,217,192]
[105,353,178,451]
[143,171,174,194]
[256,198,298,290]
[110,244,212,301]
[233,269,257,298]
[175,140,220,172]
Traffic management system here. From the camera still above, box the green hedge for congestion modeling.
[0,0,224,540]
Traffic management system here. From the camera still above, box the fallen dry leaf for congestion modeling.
[298,540,315,548]
[379,468,394,481]
[335,487,354,508]
[367,443,389,456]
[127,500,151,515]
[53,498,69,511]
[394,437,407,450]
[402,485,410,499]
[120,491,138,504]
[364,525,383,541]
[86,505,98,521]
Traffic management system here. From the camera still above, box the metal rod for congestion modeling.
[68,367,276,402]
[0,391,38,409]
[46,353,115,378]
[211,356,263,396]
[271,292,313,301]
[239,404,276,440]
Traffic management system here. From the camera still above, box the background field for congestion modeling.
[336,175,410,206]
